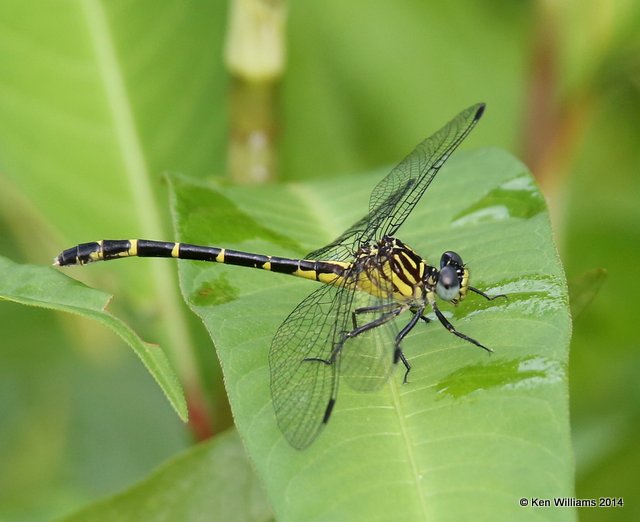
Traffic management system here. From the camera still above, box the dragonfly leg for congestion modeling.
[351,302,402,329]
[395,350,411,383]
[411,305,431,324]
[469,286,508,301]
[394,304,425,383]
[430,298,493,353]
[346,306,403,339]
[304,306,403,367]
[303,356,333,366]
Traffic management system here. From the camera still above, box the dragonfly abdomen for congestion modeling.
[55,239,204,265]
[54,239,349,284]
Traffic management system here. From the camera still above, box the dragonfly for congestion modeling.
[55,103,504,449]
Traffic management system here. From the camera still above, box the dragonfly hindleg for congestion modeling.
[351,301,404,329]
[302,305,402,367]
[393,304,425,383]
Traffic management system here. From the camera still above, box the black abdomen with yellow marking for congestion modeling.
[54,239,349,285]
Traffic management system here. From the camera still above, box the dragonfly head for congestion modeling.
[436,251,469,304]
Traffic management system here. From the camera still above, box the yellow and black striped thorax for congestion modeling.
[349,236,430,303]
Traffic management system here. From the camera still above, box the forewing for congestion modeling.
[364,103,485,242]
[304,104,485,261]
[304,215,369,261]
[269,283,345,449]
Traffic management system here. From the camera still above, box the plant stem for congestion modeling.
[225,0,287,183]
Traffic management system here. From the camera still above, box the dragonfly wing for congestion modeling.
[304,215,369,262]
[364,103,485,242]
[304,104,484,261]
[271,105,485,448]
[339,290,401,392]
[338,252,404,391]
[269,283,348,449]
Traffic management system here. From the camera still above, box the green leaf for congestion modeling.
[61,429,272,522]
[0,256,187,422]
[0,1,227,428]
[170,148,574,521]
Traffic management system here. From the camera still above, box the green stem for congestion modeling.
[225,0,287,183]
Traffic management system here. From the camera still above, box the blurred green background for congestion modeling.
[0,1,638,520]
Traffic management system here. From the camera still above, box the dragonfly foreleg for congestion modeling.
[468,286,507,301]
[430,299,493,353]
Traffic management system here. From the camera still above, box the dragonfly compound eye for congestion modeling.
[440,250,464,269]
[436,265,461,301]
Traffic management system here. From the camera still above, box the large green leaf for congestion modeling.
[0,256,187,422]
[171,148,574,521]
[61,429,272,522]
[0,0,228,427]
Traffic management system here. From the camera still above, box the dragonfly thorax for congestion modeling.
[352,236,428,303]
[351,237,470,306]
